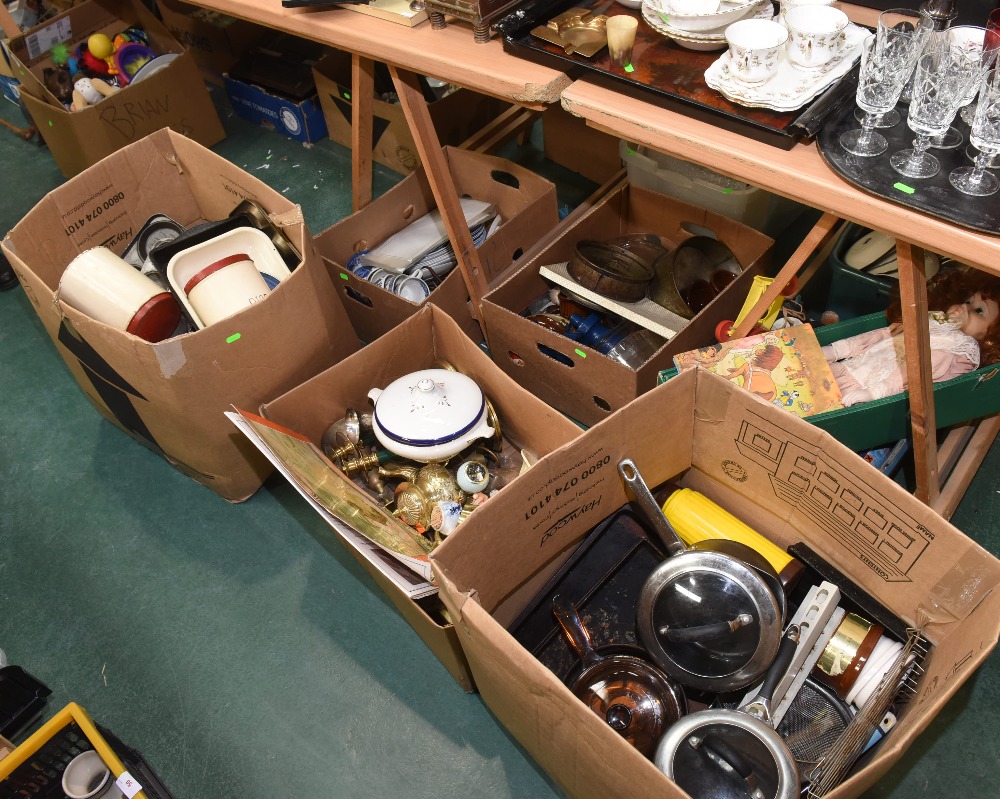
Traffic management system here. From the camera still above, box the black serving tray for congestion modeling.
[497,0,861,150]
[817,100,1000,236]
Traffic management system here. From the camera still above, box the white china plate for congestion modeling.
[645,0,760,32]
[704,24,873,112]
[642,0,771,50]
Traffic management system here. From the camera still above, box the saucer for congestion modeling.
[705,23,872,112]
[642,0,772,48]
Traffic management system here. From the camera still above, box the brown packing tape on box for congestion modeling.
[2,128,360,501]
[482,180,775,427]
[315,146,558,345]
[258,304,582,691]
[431,368,1000,798]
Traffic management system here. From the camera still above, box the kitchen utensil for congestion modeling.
[619,460,785,693]
[568,240,655,301]
[368,368,495,462]
[806,629,927,796]
[554,595,687,757]
[775,677,853,773]
[654,625,802,799]
[651,236,742,318]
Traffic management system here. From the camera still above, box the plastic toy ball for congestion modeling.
[88,33,114,60]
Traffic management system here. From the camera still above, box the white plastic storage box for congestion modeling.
[619,141,805,237]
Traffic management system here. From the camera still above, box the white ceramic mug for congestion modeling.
[62,751,126,799]
[59,246,181,342]
[778,0,836,29]
[725,19,788,85]
[785,5,850,69]
[184,252,271,328]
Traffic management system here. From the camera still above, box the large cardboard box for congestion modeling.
[154,0,266,86]
[254,304,583,690]
[7,0,224,178]
[312,50,510,175]
[1,128,360,501]
[482,179,774,427]
[542,104,623,186]
[223,71,327,143]
[431,368,1000,798]
[315,146,559,344]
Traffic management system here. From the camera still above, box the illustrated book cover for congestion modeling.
[672,324,844,417]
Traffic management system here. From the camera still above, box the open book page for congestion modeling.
[227,409,437,597]
[673,325,844,418]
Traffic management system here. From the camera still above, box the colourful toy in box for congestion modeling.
[672,324,844,418]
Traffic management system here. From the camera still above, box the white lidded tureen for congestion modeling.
[368,368,495,463]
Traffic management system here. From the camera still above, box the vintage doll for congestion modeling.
[822,266,1000,406]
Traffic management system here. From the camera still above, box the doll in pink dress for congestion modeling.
[822,267,1000,406]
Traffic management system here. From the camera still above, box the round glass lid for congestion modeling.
[650,568,764,679]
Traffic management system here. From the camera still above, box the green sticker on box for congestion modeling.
[894,182,915,194]
[340,272,350,280]
[343,91,351,100]
[722,188,733,194]
[226,333,241,344]
[575,349,587,358]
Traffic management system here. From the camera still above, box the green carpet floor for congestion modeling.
[2,83,999,799]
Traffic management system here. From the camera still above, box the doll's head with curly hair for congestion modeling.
[886,265,1000,366]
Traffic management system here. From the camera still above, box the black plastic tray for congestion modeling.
[497,0,861,150]
[0,665,51,740]
[817,100,1000,235]
[506,505,666,680]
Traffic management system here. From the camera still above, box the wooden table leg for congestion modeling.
[896,240,938,505]
[730,212,840,340]
[351,54,375,212]
[388,65,488,320]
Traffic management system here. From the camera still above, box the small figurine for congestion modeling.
[822,266,1000,406]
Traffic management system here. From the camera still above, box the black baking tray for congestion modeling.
[817,100,1000,235]
[506,505,666,680]
[0,664,52,740]
[497,0,862,150]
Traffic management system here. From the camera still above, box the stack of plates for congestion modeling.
[641,0,773,51]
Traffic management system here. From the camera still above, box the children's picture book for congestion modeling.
[673,324,844,418]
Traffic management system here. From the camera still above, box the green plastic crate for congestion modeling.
[657,313,1000,452]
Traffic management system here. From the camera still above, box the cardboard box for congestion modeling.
[223,71,327,143]
[155,0,266,86]
[7,0,225,178]
[1,128,360,501]
[256,304,583,690]
[431,367,1000,798]
[312,50,510,174]
[315,146,560,344]
[542,104,623,186]
[482,179,774,427]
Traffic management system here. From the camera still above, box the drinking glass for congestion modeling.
[927,26,989,149]
[950,66,1000,196]
[891,51,970,178]
[854,9,934,129]
[841,38,912,157]
[963,9,1000,166]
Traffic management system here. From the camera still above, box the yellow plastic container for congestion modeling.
[662,487,801,586]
